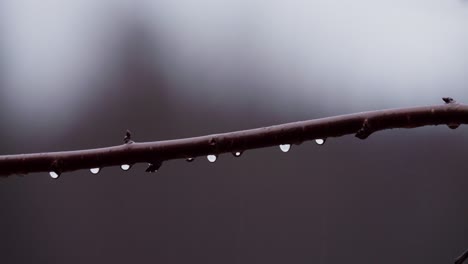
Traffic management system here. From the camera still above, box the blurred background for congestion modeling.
[1,0,468,263]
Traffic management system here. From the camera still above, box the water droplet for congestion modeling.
[207,155,217,163]
[315,138,326,145]
[90,168,100,174]
[186,157,195,162]
[233,151,243,157]
[279,144,291,152]
[49,171,60,179]
[120,164,131,171]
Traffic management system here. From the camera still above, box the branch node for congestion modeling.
[145,161,163,173]
[51,159,61,171]
[124,130,134,144]
[355,119,373,140]
[442,98,460,129]
[443,97,456,104]
[209,137,217,146]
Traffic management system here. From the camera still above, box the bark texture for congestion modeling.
[0,100,466,177]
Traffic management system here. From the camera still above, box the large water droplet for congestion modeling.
[49,171,60,179]
[207,155,217,163]
[120,164,131,171]
[233,151,243,157]
[315,138,326,145]
[279,144,291,152]
[90,168,101,174]
[186,157,195,162]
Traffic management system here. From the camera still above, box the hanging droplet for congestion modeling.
[207,155,217,163]
[49,171,60,179]
[315,138,326,145]
[90,168,101,174]
[279,144,291,152]
[186,157,195,162]
[233,151,243,157]
[145,162,162,173]
[120,164,131,171]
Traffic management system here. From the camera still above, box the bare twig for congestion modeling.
[0,99,467,177]
[455,248,468,264]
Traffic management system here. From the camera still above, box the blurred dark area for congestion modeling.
[1,1,468,263]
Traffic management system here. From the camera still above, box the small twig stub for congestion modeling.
[443,97,456,104]
[124,130,133,144]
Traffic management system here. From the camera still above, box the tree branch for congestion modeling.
[1,99,467,177]
[455,248,468,264]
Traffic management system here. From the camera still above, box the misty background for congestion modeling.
[1,0,468,263]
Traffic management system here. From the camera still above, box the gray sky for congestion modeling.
[2,0,468,130]
[2,2,468,264]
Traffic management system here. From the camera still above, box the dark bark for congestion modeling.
[0,100,467,177]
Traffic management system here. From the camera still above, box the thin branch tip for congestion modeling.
[455,248,468,264]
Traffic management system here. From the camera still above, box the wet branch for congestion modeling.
[0,99,467,177]
[456,249,468,264]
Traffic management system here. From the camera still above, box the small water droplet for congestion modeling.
[186,157,195,162]
[279,144,291,152]
[315,138,326,145]
[207,155,217,162]
[49,171,60,179]
[233,151,243,157]
[120,164,131,171]
[90,168,101,174]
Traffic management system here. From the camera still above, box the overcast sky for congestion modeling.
[2,0,468,127]
[2,2,468,263]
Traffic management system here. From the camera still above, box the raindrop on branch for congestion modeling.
[90,168,101,174]
[120,164,131,171]
[207,155,217,163]
[279,144,291,153]
[186,157,195,162]
[233,151,243,157]
[315,138,326,145]
[49,171,60,179]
